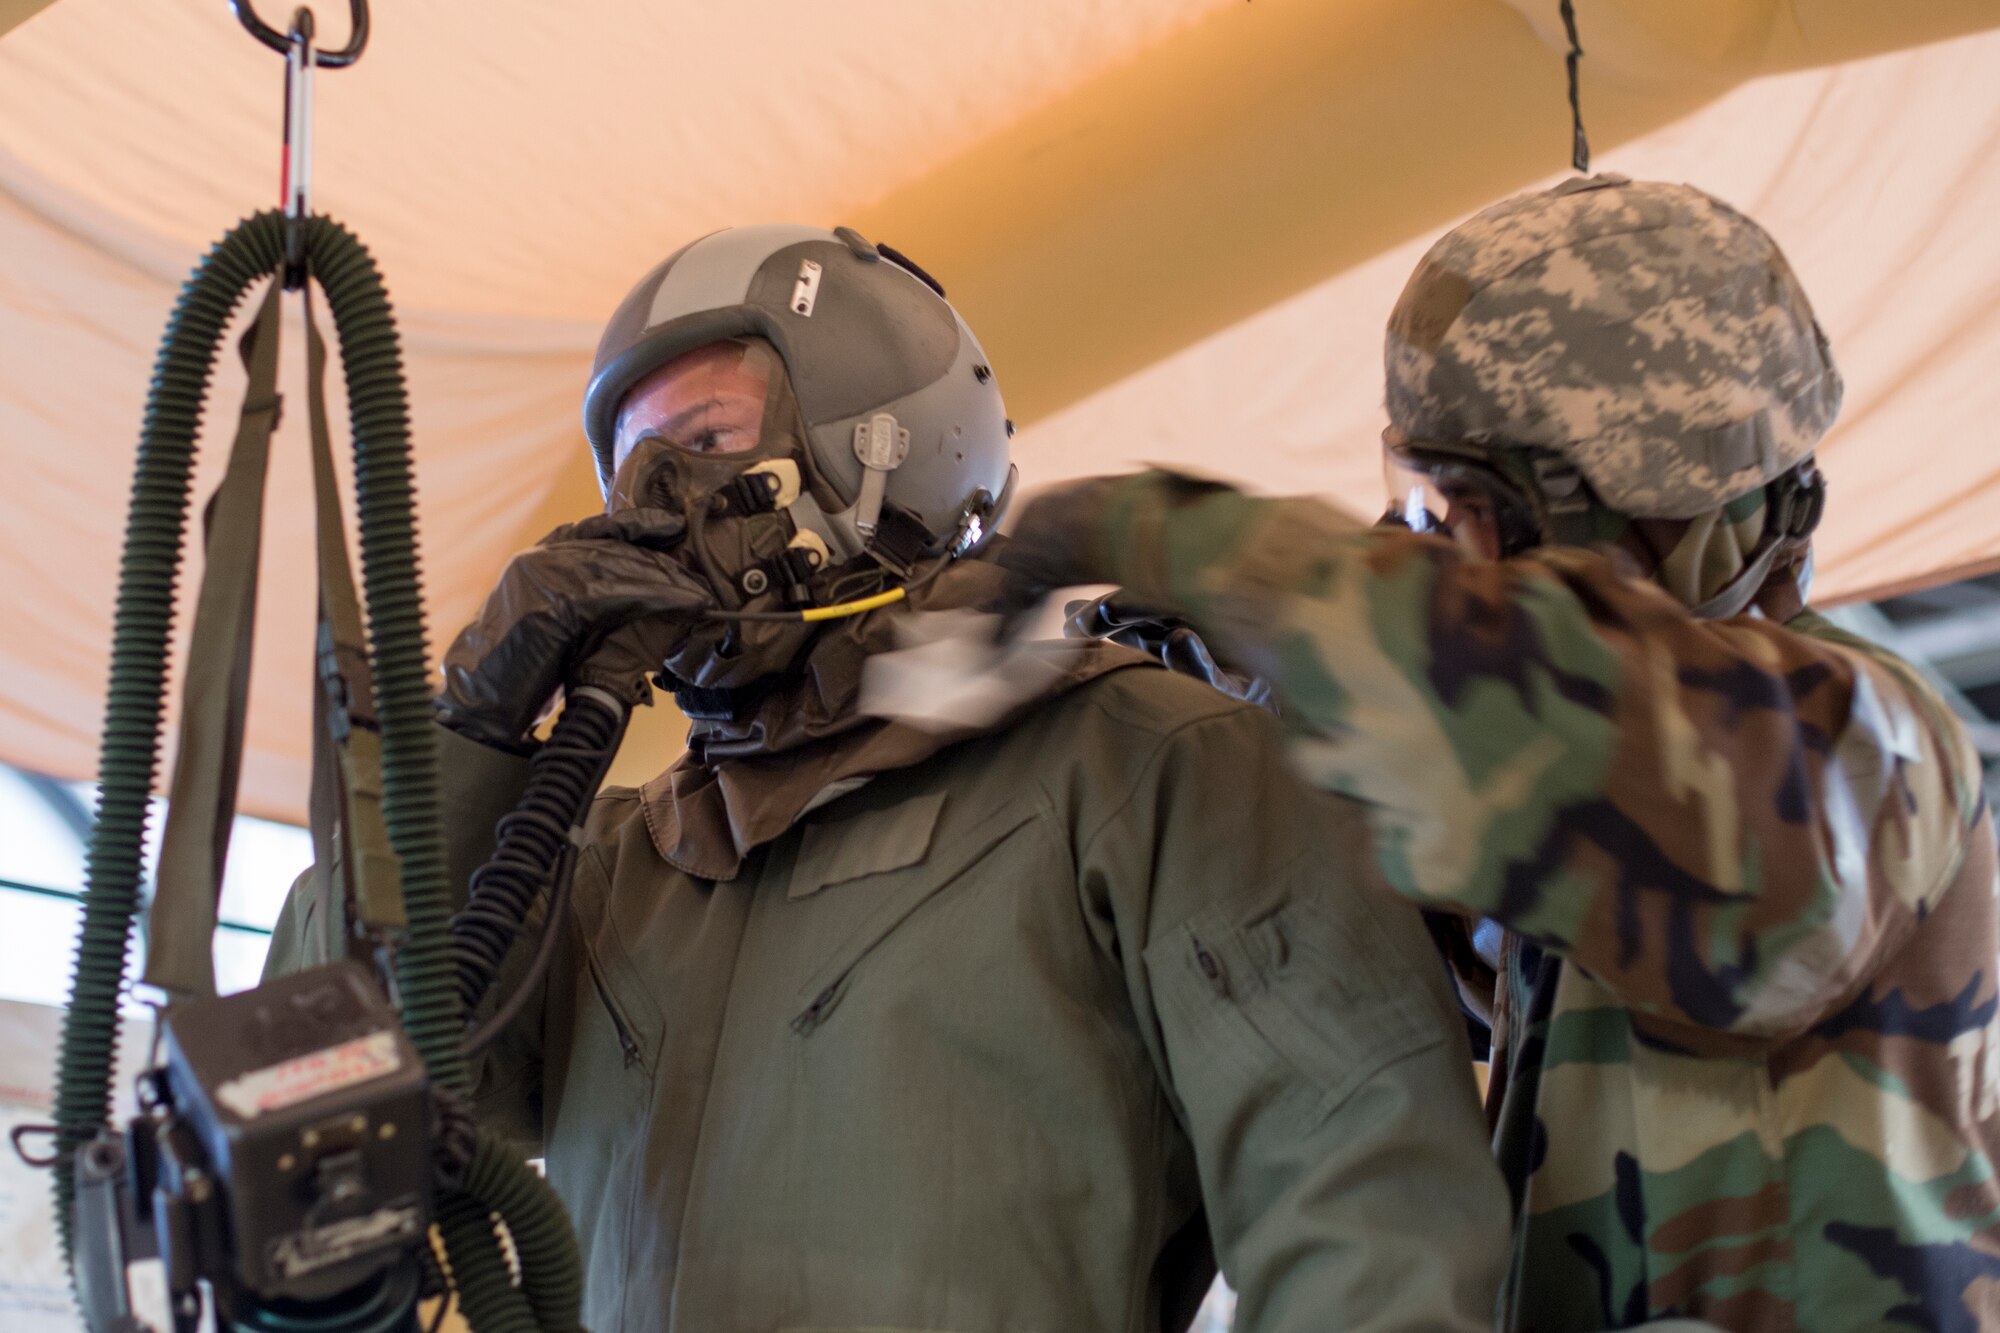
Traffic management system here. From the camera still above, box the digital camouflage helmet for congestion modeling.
[1382,174,1841,617]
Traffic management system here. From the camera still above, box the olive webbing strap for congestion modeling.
[303,290,405,939]
[143,282,285,1000]
[142,282,407,1004]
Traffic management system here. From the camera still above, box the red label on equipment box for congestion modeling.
[214,1031,401,1120]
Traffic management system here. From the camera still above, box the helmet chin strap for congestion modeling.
[1527,454,1598,551]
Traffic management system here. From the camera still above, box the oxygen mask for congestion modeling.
[607,337,858,697]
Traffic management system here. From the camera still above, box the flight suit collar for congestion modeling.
[639,559,1151,879]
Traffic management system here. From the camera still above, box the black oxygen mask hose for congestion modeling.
[452,687,629,1045]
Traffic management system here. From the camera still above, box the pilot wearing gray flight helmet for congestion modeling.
[272,223,1511,1333]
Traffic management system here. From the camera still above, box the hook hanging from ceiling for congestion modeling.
[230,0,369,67]
[1559,0,1591,173]
[228,2,371,286]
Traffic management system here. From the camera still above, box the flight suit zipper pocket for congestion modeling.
[788,800,1045,1038]
[586,955,645,1070]
[791,978,846,1036]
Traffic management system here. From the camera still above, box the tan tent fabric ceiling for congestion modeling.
[0,0,1997,823]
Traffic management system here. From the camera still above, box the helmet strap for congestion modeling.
[1686,532,1793,619]
[1527,454,1598,548]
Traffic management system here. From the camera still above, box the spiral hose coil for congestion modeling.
[451,694,623,1017]
[55,212,289,1265]
[461,1131,585,1333]
[436,1198,540,1333]
[52,212,581,1332]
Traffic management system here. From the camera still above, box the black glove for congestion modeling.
[436,507,712,751]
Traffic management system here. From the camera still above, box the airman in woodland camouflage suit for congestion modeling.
[1006,175,2000,1332]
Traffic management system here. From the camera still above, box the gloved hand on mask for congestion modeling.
[436,456,717,752]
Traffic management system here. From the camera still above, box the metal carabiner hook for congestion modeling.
[279,9,315,286]
[229,0,369,285]
[230,0,369,69]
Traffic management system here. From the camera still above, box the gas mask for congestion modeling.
[607,337,866,701]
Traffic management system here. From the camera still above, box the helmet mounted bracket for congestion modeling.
[852,411,911,537]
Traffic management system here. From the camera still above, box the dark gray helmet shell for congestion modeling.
[584,224,1011,556]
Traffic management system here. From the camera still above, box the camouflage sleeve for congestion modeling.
[1090,471,1987,1045]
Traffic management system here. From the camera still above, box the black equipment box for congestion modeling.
[158,959,431,1302]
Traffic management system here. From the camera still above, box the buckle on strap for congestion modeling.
[1531,455,1588,513]
[1780,462,1827,539]
[316,622,378,740]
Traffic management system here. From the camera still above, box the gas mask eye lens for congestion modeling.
[1383,445,1445,535]
[628,406,764,459]
[1439,482,1495,529]
[678,423,762,456]
[1383,441,1538,561]
[1402,484,1442,533]
[1435,482,1503,560]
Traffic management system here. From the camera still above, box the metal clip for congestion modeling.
[280,10,314,288]
[230,2,372,287]
[790,260,823,317]
[1531,455,1588,514]
[851,412,910,537]
[231,0,370,68]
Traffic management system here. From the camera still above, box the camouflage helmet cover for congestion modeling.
[1384,175,1843,519]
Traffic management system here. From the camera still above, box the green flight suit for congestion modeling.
[270,665,1509,1332]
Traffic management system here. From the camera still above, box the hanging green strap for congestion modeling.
[303,290,405,938]
[144,281,406,1001]
[143,283,286,1000]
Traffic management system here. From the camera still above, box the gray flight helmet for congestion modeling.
[584,224,1014,566]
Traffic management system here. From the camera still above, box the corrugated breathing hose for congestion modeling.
[452,691,626,1019]
[457,1132,586,1332]
[50,210,582,1333]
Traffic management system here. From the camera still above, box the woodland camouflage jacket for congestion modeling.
[1071,470,2000,1333]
